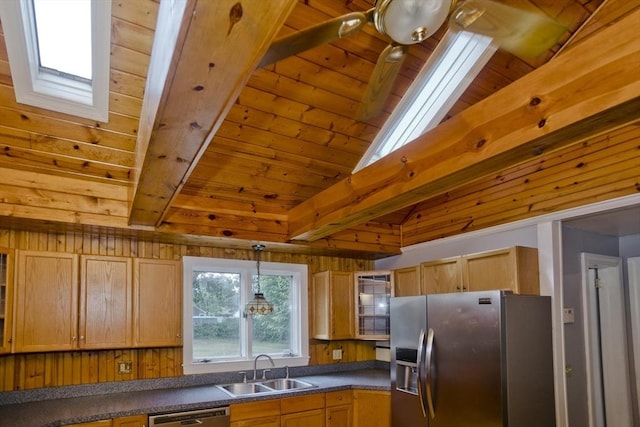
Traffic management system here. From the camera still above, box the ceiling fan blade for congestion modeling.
[259,10,373,68]
[357,44,408,121]
[449,0,567,58]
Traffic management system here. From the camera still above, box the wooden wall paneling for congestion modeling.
[401,124,640,244]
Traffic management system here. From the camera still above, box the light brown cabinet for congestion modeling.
[354,271,393,340]
[80,255,132,349]
[393,266,421,297]
[420,246,539,295]
[353,390,391,427]
[326,390,353,427]
[133,258,182,347]
[14,251,79,352]
[64,414,145,427]
[230,399,281,427]
[0,247,14,353]
[112,414,147,427]
[312,271,354,340]
[420,256,463,294]
[281,393,325,427]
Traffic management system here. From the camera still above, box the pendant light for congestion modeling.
[245,244,274,315]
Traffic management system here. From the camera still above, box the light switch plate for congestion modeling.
[332,349,342,360]
[118,361,133,374]
[563,308,575,324]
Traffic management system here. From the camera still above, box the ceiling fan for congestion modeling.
[258,0,566,120]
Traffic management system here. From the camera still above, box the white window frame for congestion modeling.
[182,256,309,375]
[0,0,111,122]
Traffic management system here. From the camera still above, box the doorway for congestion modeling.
[580,253,633,426]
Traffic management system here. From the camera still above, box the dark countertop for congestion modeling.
[0,369,390,427]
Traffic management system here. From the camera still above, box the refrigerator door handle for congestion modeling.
[416,328,428,418]
[425,327,436,419]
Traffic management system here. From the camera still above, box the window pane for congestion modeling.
[33,0,92,80]
[252,274,292,355]
[192,271,240,360]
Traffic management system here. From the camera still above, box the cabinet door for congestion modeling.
[462,246,539,294]
[64,421,112,427]
[393,266,421,296]
[0,248,15,353]
[353,390,390,427]
[231,399,281,427]
[14,251,79,352]
[312,271,353,340]
[80,255,132,349]
[327,404,352,427]
[281,409,325,427]
[112,414,147,427]
[420,257,463,294]
[133,259,181,347]
[354,271,393,340]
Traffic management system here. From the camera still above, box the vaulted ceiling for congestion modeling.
[0,0,638,258]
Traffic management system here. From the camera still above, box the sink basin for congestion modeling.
[218,382,272,396]
[217,378,315,397]
[261,378,315,390]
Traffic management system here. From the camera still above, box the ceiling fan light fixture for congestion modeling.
[376,0,453,45]
[339,17,366,38]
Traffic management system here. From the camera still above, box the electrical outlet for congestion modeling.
[118,361,132,374]
[332,349,342,360]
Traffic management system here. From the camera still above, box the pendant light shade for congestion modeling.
[246,244,274,315]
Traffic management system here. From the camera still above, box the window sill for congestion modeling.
[183,355,310,375]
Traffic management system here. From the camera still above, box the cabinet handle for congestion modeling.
[71,336,76,341]
[80,336,85,341]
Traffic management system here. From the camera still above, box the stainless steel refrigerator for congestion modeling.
[390,290,555,427]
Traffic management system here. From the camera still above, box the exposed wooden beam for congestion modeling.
[129,0,298,227]
[288,9,640,242]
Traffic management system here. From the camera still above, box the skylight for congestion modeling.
[32,0,92,81]
[0,0,111,122]
[353,29,497,173]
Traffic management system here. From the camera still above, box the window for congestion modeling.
[353,29,496,172]
[0,0,111,121]
[182,256,309,374]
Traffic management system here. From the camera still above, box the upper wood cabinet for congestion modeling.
[133,258,182,347]
[80,255,132,349]
[312,271,354,340]
[421,246,540,295]
[0,247,15,353]
[14,251,79,352]
[420,256,464,294]
[354,271,393,340]
[393,266,421,297]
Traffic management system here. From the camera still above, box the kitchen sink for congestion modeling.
[261,378,314,390]
[219,382,272,396]
[217,378,315,397]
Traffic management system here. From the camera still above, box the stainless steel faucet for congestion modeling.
[253,353,275,381]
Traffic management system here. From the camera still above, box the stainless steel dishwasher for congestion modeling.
[148,407,230,427]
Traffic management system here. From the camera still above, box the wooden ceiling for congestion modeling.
[0,0,638,258]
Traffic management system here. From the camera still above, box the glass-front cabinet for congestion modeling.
[0,248,14,353]
[354,271,393,340]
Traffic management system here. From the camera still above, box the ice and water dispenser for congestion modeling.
[394,347,418,394]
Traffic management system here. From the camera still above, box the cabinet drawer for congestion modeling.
[281,392,325,414]
[326,389,353,406]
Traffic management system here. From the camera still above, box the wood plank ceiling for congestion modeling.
[0,0,638,258]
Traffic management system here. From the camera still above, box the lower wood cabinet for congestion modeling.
[230,389,384,427]
[230,399,281,427]
[353,390,391,427]
[326,390,353,427]
[64,414,146,427]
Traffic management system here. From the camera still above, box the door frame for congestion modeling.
[580,253,632,427]
[627,257,640,415]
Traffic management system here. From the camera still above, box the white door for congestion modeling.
[581,253,633,427]
[627,257,640,415]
